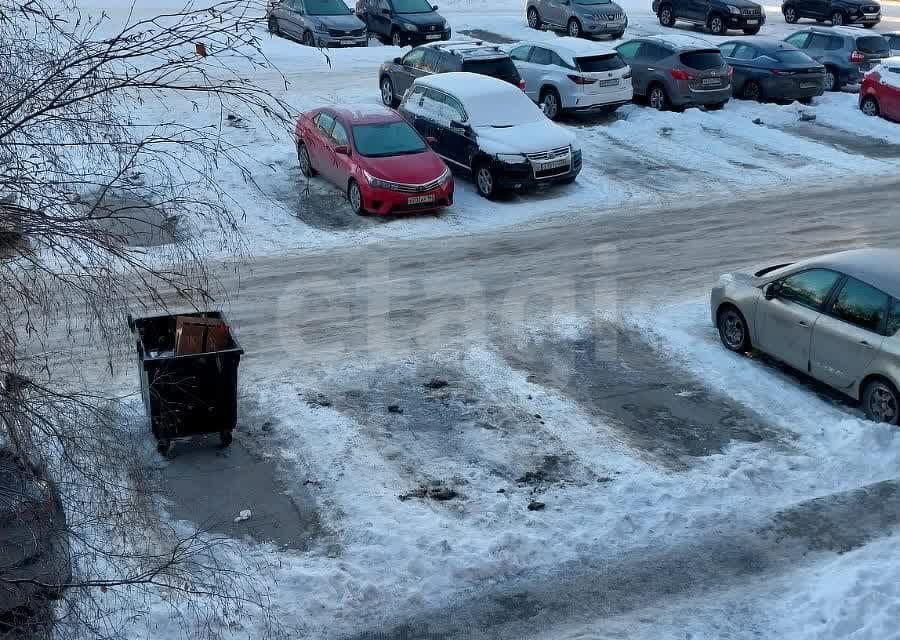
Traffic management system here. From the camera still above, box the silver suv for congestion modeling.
[526,0,628,40]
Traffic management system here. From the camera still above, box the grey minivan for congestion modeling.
[526,0,628,39]
[267,0,368,48]
[711,248,900,424]
[615,35,732,110]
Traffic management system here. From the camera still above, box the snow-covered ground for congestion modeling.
[54,1,900,639]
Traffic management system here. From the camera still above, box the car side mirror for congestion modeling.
[333,145,350,156]
[393,56,402,64]
[426,136,437,145]
[764,282,781,300]
[449,120,469,134]
[432,4,439,9]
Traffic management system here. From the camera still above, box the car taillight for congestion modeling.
[567,74,597,84]
[850,50,865,64]
[623,70,632,79]
[518,79,526,91]
[670,68,694,81]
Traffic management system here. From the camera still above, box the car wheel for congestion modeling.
[742,80,763,102]
[863,379,900,424]
[392,29,403,47]
[831,10,845,25]
[528,7,542,29]
[659,4,676,27]
[568,18,582,38]
[303,30,316,47]
[708,13,726,35]
[297,142,316,177]
[474,162,497,199]
[861,95,880,117]
[648,84,669,111]
[717,306,751,353]
[541,88,563,120]
[783,5,798,23]
[268,16,280,35]
[823,66,839,92]
[348,179,366,214]
[381,76,398,108]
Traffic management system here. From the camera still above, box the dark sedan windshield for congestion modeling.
[352,122,426,157]
[391,0,435,13]
[773,50,814,64]
[306,0,352,15]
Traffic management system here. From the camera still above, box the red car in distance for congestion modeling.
[860,59,900,122]
[294,105,454,216]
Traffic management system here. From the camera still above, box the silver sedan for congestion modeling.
[711,248,900,424]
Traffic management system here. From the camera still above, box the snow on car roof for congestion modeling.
[415,71,517,101]
[328,104,402,124]
[413,72,545,126]
[810,25,885,39]
[791,248,900,299]
[645,34,716,51]
[539,37,617,60]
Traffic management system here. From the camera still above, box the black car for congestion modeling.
[719,38,825,101]
[379,41,523,108]
[652,0,766,35]
[398,72,581,199]
[782,0,880,27]
[356,0,450,47]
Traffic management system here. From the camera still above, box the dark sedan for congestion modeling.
[719,38,825,103]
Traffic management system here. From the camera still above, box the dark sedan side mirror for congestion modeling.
[764,282,781,300]
[432,4,439,9]
[333,145,350,156]
[393,56,402,64]
[449,120,469,135]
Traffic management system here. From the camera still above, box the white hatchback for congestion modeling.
[510,37,634,119]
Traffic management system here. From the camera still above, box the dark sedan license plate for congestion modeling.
[539,159,568,172]
[702,78,721,86]
[800,81,818,89]
[408,195,435,205]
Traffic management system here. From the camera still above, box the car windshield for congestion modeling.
[461,58,521,84]
[576,53,626,72]
[352,122,426,157]
[773,50,814,64]
[679,50,724,70]
[305,0,352,15]
[857,36,890,55]
[391,0,434,13]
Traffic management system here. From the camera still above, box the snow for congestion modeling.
[542,36,620,59]
[474,120,577,154]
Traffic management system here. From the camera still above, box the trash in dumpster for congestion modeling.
[128,311,243,456]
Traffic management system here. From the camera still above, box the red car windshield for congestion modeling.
[352,122,426,158]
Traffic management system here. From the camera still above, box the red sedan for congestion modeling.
[860,59,900,122]
[294,105,453,216]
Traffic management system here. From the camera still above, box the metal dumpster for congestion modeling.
[128,311,243,456]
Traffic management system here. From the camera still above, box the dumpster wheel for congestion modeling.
[220,431,233,448]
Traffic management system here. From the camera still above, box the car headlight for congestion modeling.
[403,22,418,31]
[364,170,394,190]
[438,167,452,185]
[727,5,740,13]
[313,22,328,32]
[496,153,528,164]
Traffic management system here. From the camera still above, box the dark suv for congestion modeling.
[782,0,880,27]
[356,0,450,47]
[652,0,766,35]
[379,41,523,108]
[784,27,890,90]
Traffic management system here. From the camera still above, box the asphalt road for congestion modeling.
[197,177,900,370]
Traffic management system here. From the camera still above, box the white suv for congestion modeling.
[510,37,634,119]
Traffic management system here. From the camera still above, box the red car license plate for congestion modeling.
[408,195,436,205]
